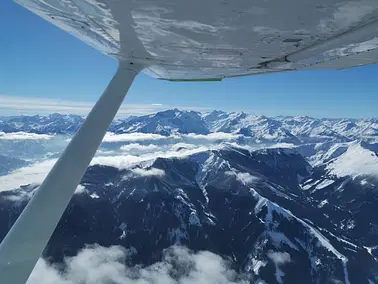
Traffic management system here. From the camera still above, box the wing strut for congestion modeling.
[0,61,144,284]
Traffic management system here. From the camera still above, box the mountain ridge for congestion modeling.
[1,144,378,283]
[1,110,378,145]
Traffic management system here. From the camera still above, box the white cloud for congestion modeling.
[225,171,259,184]
[0,139,228,195]
[0,159,87,201]
[103,132,169,143]
[3,189,36,202]
[267,251,291,266]
[91,154,145,169]
[91,145,214,169]
[169,143,199,151]
[120,143,160,152]
[131,167,165,177]
[236,172,259,184]
[0,95,210,116]
[184,132,240,142]
[27,245,247,284]
[0,159,57,192]
[266,251,291,284]
[268,143,296,149]
[96,149,119,156]
[0,139,232,196]
[0,132,53,140]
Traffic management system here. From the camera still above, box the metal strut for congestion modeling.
[0,62,144,284]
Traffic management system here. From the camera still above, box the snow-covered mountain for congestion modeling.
[1,144,378,283]
[1,110,378,283]
[1,110,378,143]
[110,109,210,135]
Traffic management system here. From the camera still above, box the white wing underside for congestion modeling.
[14,0,378,80]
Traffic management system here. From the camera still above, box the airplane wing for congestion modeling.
[13,0,378,81]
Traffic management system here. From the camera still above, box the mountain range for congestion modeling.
[0,110,378,283]
[1,110,378,144]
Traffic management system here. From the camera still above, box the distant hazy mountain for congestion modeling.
[0,155,28,176]
[0,113,84,134]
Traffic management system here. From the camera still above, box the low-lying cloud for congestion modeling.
[0,132,53,140]
[0,95,211,116]
[0,132,245,194]
[184,132,240,142]
[27,245,247,284]
[267,251,291,266]
[225,171,259,184]
[91,145,213,170]
[120,143,160,152]
[0,145,213,193]
[0,159,57,192]
[102,132,240,144]
[131,167,165,177]
[103,132,169,143]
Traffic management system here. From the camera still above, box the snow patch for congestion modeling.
[75,185,87,194]
[90,193,100,199]
[315,179,335,190]
[250,258,267,275]
[318,199,329,208]
[327,143,378,178]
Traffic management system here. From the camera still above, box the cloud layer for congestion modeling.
[0,95,210,116]
[0,132,53,140]
[0,159,57,192]
[27,245,247,284]
[103,132,169,143]
[131,167,165,177]
[0,131,245,194]
[0,142,217,193]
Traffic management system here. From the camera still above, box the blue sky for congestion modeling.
[1,0,378,118]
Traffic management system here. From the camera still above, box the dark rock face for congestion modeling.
[1,146,378,283]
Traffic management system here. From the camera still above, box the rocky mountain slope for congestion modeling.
[1,144,378,283]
